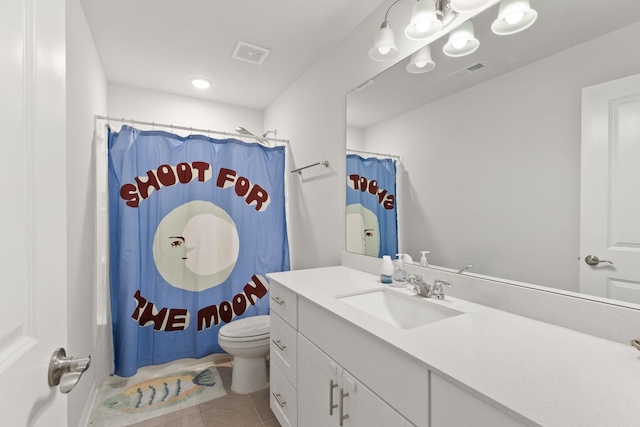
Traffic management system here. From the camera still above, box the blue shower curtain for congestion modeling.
[108,125,289,377]
[346,154,398,258]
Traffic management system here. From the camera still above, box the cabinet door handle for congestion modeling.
[339,387,350,426]
[272,339,286,351]
[329,379,338,415]
[273,392,286,408]
[270,296,284,305]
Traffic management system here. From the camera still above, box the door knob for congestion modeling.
[48,348,91,393]
[584,255,613,266]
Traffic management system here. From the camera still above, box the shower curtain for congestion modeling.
[346,154,398,258]
[108,125,289,377]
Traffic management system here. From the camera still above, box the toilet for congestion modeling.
[218,315,270,394]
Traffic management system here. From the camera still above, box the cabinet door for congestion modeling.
[341,370,412,427]
[431,373,526,427]
[298,334,343,427]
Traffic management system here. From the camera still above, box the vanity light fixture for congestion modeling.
[190,77,212,89]
[405,0,442,40]
[406,45,436,73]
[443,21,479,57]
[369,20,400,61]
[370,0,538,69]
[491,0,538,35]
[450,0,495,13]
[369,0,459,62]
[368,0,403,61]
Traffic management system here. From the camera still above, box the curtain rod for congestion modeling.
[95,115,290,145]
[347,148,402,162]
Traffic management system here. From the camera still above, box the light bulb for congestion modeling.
[415,20,431,33]
[415,60,427,68]
[378,46,391,55]
[505,11,524,25]
[452,38,467,50]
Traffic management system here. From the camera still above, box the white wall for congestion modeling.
[66,0,108,425]
[361,22,640,292]
[264,0,429,269]
[107,83,263,136]
[346,126,365,151]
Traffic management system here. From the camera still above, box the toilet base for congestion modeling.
[231,356,268,394]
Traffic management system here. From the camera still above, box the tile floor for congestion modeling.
[128,355,280,427]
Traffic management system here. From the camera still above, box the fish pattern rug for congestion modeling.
[88,359,226,426]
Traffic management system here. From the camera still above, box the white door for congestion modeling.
[0,0,69,425]
[580,73,640,304]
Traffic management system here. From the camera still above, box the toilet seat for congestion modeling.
[219,315,270,343]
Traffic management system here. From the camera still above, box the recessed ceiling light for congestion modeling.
[190,77,212,89]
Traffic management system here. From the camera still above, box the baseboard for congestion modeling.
[77,380,98,427]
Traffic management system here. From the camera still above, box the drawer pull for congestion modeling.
[271,296,285,305]
[329,379,338,415]
[272,339,287,351]
[632,338,640,351]
[339,388,349,426]
[273,392,287,408]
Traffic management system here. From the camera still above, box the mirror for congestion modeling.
[346,0,640,303]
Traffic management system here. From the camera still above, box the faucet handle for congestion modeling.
[430,280,452,300]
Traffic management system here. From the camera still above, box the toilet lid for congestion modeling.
[219,315,270,338]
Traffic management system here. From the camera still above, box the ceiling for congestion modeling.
[80,0,387,110]
[347,0,640,128]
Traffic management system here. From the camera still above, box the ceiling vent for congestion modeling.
[448,61,487,79]
[232,41,270,65]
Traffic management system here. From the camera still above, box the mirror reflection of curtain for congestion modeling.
[346,154,398,258]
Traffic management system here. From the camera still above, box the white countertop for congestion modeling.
[268,266,640,427]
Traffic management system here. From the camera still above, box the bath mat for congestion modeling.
[88,358,227,426]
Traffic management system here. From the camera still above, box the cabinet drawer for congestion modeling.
[270,312,298,386]
[269,281,297,327]
[270,363,298,427]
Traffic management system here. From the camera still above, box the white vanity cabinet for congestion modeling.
[431,373,526,427]
[269,280,423,427]
[298,333,412,427]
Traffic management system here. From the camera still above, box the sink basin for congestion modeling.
[336,288,463,329]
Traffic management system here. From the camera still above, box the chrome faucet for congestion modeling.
[407,275,453,300]
[407,274,430,297]
[456,263,473,275]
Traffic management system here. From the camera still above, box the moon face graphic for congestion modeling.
[153,200,240,292]
[345,203,380,257]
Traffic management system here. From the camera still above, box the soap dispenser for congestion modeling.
[420,251,430,267]
[392,254,408,287]
[380,255,393,284]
